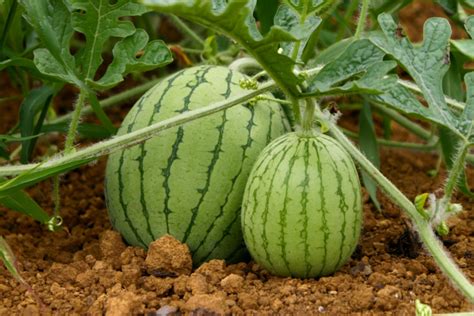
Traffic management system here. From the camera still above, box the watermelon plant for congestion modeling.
[0,0,473,310]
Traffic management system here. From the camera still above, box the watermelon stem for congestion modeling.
[0,80,278,177]
[302,98,315,132]
[326,110,474,302]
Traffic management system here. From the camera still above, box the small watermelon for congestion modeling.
[242,131,362,278]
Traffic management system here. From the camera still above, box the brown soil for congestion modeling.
[1,87,474,315]
[1,1,473,315]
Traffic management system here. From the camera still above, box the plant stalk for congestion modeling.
[354,0,370,39]
[50,78,161,124]
[169,15,205,48]
[64,91,86,154]
[327,116,474,302]
[0,81,277,177]
[342,128,436,151]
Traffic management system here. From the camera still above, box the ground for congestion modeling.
[0,1,473,314]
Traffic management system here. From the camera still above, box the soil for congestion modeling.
[1,1,474,315]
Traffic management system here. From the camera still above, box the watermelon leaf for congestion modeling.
[450,16,474,60]
[89,29,172,90]
[140,0,301,94]
[273,3,321,62]
[369,14,470,138]
[305,39,396,96]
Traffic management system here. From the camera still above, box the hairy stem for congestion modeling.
[354,0,370,39]
[342,128,437,151]
[370,102,433,140]
[50,78,161,124]
[0,81,277,177]
[64,91,86,154]
[435,143,471,223]
[327,117,474,302]
[330,129,474,301]
[169,15,205,48]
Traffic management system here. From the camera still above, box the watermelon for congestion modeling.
[241,131,362,278]
[105,65,288,265]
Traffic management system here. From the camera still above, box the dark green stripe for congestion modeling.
[320,140,349,270]
[312,140,329,276]
[181,67,229,242]
[326,138,361,245]
[300,139,312,276]
[200,206,242,262]
[160,67,211,234]
[279,139,302,275]
[260,141,295,271]
[182,108,228,242]
[115,91,153,248]
[136,71,185,242]
[244,135,290,252]
[193,101,257,258]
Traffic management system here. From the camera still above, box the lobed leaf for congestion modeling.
[370,14,467,136]
[305,39,395,96]
[20,0,82,86]
[451,16,474,60]
[141,0,301,94]
[89,29,172,90]
[68,0,148,80]
[274,3,321,62]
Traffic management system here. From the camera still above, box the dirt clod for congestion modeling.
[183,293,229,315]
[145,235,193,277]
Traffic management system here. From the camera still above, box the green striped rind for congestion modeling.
[242,132,362,278]
[105,65,288,266]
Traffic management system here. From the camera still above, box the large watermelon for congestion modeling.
[242,132,362,278]
[105,65,288,265]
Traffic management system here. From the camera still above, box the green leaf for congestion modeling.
[19,86,56,163]
[274,3,321,62]
[451,16,474,60]
[256,0,279,34]
[0,178,50,223]
[307,61,397,97]
[19,0,82,86]
[89,29,172,90]
[305,39,395,96]
[141,0,301,94]
[0,158,94,199]
[68,0,149,81]
[370,14,463,136]
[359,101,381,210]
[0,142,8,160]
[0,237,29,291]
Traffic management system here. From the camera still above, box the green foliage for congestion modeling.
[274,1,322,61]
[371,14,471,138]
[305,39,396,96]
[451,16,474,60]
[141,0,301,94]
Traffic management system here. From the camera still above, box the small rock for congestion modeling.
[238,292,258,310]
[220,274,244,293]
[106,291,142,316]
[99,230,126,269]
[375,285,402,311]
[145,235,192,277]
[187,274,209,295]
[154,305,178,316]
[183,293,229,315]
